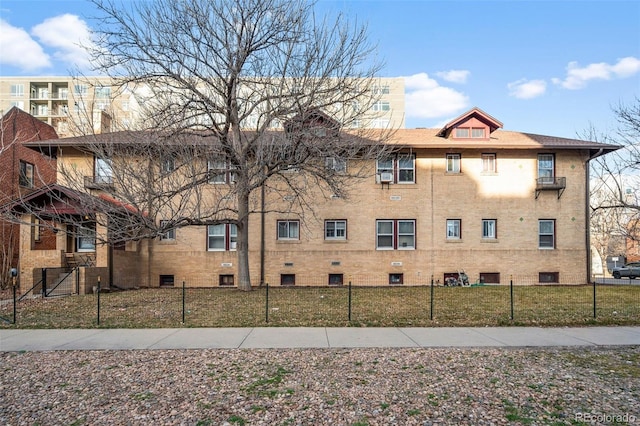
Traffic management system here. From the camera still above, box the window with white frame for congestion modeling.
[538,219,555,249]
[454,128,470,138]
[376,219,415,250]
[481,154,496,173]
[372,101,390,111]
[208,159,236,184]
[482,219,496,239]
[19,161,34,188]
[325,157,347,173]
[446,154,461,173]
[376,154,415,184]
[95,157,113,185]
[471,128,485,138]
[77,224,96,252]
[537,154,554,182]
[325,220,346,240]
[160,220,175,241]
[74,84,88,95]
[207,224,238,251]
[277,220,299,240]
[446,219,461,239]
[10,84,24,97]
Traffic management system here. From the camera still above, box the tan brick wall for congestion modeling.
[115,148,590,287]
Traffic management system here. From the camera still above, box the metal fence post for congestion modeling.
[265,283,269,323]
[182,280,186,324]
[510,275,514,321]
[592,278,597,319]
[97,275,101,326]
[12,275,17,324]
[430,275,434,320]
[42,268,47,297]
[348,281,352,322]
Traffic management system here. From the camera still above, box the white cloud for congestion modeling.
[435,70,470,84]
[404,73,469,118]
[507,79,547,99]
[31,14,94,71]
[552,56,640,90]
[0,19,51,71]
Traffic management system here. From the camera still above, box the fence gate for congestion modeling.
[42,267,78,297]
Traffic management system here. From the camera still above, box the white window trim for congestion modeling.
[277,220,300,240]
[207,224,238,251]
[446,219,461,240]
[446,154,461,174]
[482,219,496,239]
[325,220,347,240]
[538,219,555,249]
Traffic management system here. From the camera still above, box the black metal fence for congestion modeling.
[2,276,639,328]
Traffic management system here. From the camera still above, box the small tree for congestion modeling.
[50,0,394,290]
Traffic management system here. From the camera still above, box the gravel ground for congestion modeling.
[1,347,639,425]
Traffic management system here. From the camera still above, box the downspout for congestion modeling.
[260,182,265,285]
[586,148,603,283]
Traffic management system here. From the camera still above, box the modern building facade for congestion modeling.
[14,108,619,293]
[0,76,406,137]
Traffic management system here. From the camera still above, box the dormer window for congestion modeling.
[454,127,486,139]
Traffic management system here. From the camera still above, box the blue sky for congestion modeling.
[1,0,639,139]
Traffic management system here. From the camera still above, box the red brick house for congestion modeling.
[0,107,58,287]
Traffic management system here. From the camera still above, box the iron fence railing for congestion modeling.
[1,275,639,328]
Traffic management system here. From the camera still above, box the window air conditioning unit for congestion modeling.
[378,172,394,183]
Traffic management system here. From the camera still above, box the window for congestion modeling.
[74,84,88,95]
[325,220,347,240]
[280,274,296,286]
[328,274,344,286]
[376,219,415,250]
[446,219,461,239]
[539,272,559,283]
[325,157,347,173]
[372,85,390,94]
[376,154,415,184]
[10,101,25,110]
[482,219,496,239]
[455,128,470,138]
[446,154,461,173]
[480,273,500,284]
[95,86,111,99]
[471,128,485,138]
[207,224,238,251]
[538,154,555,182]
[10,84,24,97]
[33,218,41,242]
[219,275,235,286]
[389,273,404,285]
[159,275,175,287]
[372,101,390,111]
[19,161,34,188]
[161,157,175,174]
[160,220,175,241]
[539,219,555,249]
[481,154,496,173]
[208,159,236,184]
[277,220,299,240]
[77,224,96,252]
[95,157,113,185]
[397,154,415,183]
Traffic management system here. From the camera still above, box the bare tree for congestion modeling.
[44,0,393,290]
[589,98,640,265]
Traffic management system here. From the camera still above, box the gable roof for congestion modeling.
[436,107,503,137]
[1,106,59,144]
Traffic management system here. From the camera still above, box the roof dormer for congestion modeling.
[436,107,503,140]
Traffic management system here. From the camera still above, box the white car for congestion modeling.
[611,262,640,279]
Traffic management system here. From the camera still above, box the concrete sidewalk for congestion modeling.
[1,326,640,351]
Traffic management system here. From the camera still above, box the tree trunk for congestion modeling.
[236,185,252,291]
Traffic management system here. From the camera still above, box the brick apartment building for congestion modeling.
[0,107,57,285]
[13,107,620,292]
